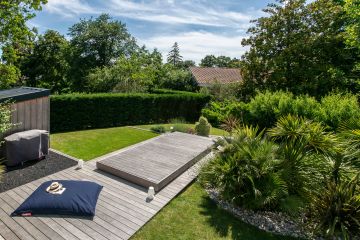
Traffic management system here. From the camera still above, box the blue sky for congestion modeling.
[30,0,274,63]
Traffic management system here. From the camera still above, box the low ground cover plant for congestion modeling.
[199,115,360,239]
[150,125,166,134]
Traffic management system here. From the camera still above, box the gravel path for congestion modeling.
[0,150,77,193]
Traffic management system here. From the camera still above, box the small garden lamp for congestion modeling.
[77,159,84,169]
[148,186,155,200]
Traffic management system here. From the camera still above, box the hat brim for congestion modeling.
[46,184,63,193]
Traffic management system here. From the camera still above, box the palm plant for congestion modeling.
[199,125,288,210]
[268,115,338,195]
[338,119,360,170]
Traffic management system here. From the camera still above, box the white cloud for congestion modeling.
[42,0,257,62]
[141,31,248,63]
[45,0,99,18]
[44,0,258,29]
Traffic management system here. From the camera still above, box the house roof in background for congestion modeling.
[0,87,50,103]
[189,67,242,86]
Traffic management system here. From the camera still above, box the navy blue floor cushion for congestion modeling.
[12,180,103,217]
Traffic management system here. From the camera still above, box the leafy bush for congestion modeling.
[201,101,248,127]
[0,102,13,179]
[158,68,197,92]
[50,92,210,132]
[195,117,211,137]
[246,91,295,128]
[202,91,360,130]
[0,102,13,140]
[315,93,360,130]
[150,126,166,134]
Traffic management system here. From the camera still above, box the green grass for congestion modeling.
[51,127,158,160]
[135,123,227,136]
[132,183,297,240]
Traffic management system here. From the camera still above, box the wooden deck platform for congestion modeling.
[96,132,214,191]
[0,149,214,240]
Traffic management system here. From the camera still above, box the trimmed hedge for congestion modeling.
[51,92,210,132]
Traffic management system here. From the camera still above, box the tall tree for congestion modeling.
[87,47,163,93]
[167,42,183,66]
[21,30,70,93]
[0,0,47,89]
[68,14,138,92]
[200,55,240,68]
[200,55,218,67]
[241,0,360,96]
[344,0,360,51]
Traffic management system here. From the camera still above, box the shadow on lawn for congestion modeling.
[199,195,296,240]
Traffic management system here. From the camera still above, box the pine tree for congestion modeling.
[167,42,183,66]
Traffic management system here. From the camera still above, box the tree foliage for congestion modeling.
[241,0,360,96]
[200,55,241,68]
[87,48,162,93]
[167,42,183,66]
[68,14,138,91]
[0,0,46,45]
[21,30,70,93]
[0,0,47,89]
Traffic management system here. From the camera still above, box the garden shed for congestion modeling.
[0,87,50,135]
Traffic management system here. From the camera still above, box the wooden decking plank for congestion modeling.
[0,147,213,240]
[55,169,161,214]
[0,219,20,240]
[0,206,36,240]
[60,168,163,212]
[25,169,152,225]
[1,192,64,240]
[0,197,48,240]
[81,165,169,205]
[97,132,213,191]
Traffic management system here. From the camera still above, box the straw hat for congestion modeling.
[46,182,63,193]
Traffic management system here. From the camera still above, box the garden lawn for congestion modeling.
[132,183,297,240]
[135,123,227,136]
[51,127,158,160]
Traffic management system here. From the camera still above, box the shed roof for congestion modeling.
[189,67,243,86]
[0,87,50,103]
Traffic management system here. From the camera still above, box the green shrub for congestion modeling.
[195,116,211,137]
[202,91,360,130]
[50,92,210,132]
[316,93,360,130]
[199,126,288,210]
[0,102,13,179]
[246,91,294,128]
[150,125,166,134]
[201,101,247,127]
